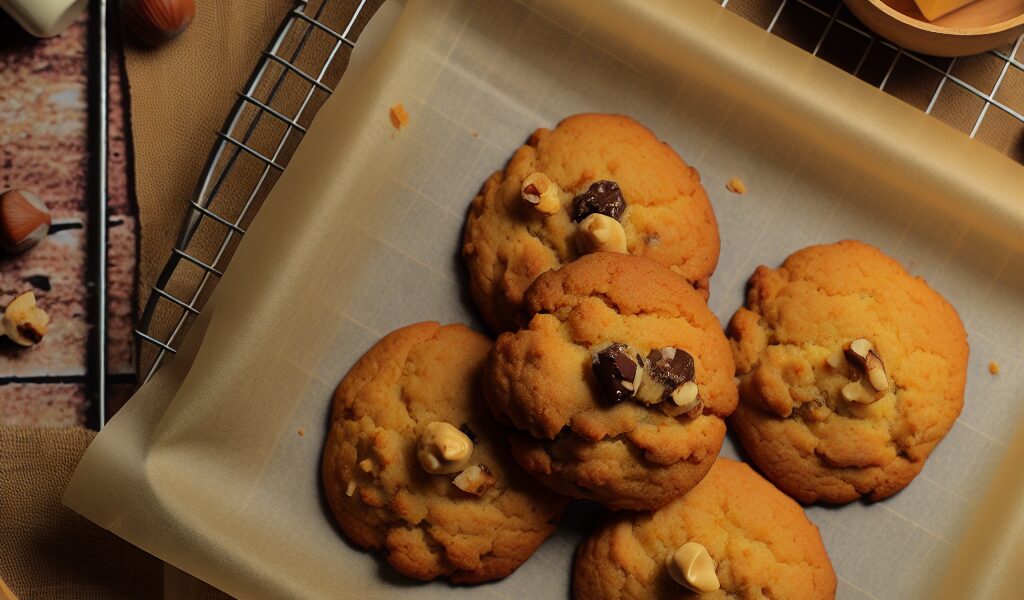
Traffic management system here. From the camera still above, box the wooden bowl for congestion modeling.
[843,0,1024,56]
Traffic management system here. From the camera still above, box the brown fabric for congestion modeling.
[0,425,161,599]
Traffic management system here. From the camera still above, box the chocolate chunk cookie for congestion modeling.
[484,254,737,511]
[574,458,837,600]
[462,113,721,333]
[322,322,567,583]
[727,240,969,504]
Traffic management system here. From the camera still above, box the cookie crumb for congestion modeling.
[297,428,304,437]
[989,361,1000,375]
[470,129,479,138]
[389,103,409,131]
[725,176,747,195]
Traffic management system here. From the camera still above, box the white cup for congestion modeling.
[0,0,89,38]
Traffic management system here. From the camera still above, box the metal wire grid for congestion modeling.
[134,0,368,388]
[720,0,1024,140]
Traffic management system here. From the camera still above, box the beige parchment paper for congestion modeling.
[65,0,1024,598]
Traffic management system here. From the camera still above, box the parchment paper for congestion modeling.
[64,0,1024,598]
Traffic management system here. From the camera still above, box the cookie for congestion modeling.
[484,253,738,511]
[727,240,969,504]
[321,322,567,583]
[462,113,720,333]
[573,458,837,600]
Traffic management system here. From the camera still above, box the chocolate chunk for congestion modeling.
[592,343,643,404]
[636,347,695,404]
[571,181,626,222]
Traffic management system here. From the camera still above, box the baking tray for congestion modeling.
[66,0,1024,598]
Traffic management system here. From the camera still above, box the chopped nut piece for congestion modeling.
[844,338,888,391]
[665,542,720,593]
[670,380,700,411]
[989,361,1000,375]
[358,459,374,473]
[841,380,877,404]
[417,421,474,474]
[452,464,496,496]
[571,180,626,222]
[521,172,562,215]
[345,480,357,497]
[576,213,627,255]
[388,102,409,130]
[725,176,747,195]
[2,291,49,347]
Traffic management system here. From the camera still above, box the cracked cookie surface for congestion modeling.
[727,240,968,504]
[573,458,836,600]
[462,113,720,333]
[322,322,567,583]
[484,254,737,511]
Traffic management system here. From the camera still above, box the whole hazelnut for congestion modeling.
[576,213,627,255]
[0,189,51,254]
[124,0,195,47]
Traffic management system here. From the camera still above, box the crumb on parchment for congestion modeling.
[298,428,305,437]
[389,103,409,131]
[989,361,1000,375]
[470,130,479,138]
[725,176,747,195]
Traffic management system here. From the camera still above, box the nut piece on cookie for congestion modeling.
[452,464,496,496]
[592,342,644,404]
[2,291,49,347]
[417,421,474,474]
[521,172,562,215]
[665,542,720,593]
[571,180,626,222]
[844,338,888,391]
[576,213,627,255]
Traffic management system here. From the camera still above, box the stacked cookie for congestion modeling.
[322,114,968,598]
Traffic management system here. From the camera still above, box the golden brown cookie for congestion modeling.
[727,240,969,504]
[462,113,720,333]
[321,322,567,583]
[573,458,837,600]
[484,254,738,511]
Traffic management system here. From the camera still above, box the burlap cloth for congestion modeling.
[0,0,1019,598]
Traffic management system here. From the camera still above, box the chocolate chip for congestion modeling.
[571,181,626,222]
[592,343,642,404]
[635,347,695,404]
[459,423,477,443]
[24,275,50,291]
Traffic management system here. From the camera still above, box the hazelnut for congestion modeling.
[665,542,720,593]
[358,459,374,473]
[576,213,627,255]
[840,380,878,404]
[417,421,474,475]
[0,189,51,254]
[825,349,845,369]
[669,380,700,411]
[452,464,496,496]
[844,338,888,392]
[345,480,357,497]
[123,0,195,47]
[2,291,49,347]
[521,172,562,215]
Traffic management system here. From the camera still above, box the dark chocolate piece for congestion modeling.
[592,343,642,404]
[571,180,626,222]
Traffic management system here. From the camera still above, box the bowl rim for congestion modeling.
[861,0,1024,36]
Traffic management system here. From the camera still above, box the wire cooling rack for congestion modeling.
[135,0,1024,389]
[134,0,371,385]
